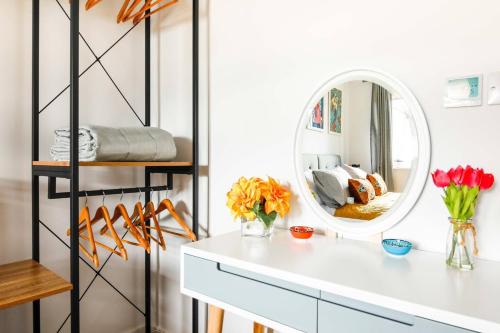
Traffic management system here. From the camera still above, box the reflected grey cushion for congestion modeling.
[313,170,347,208]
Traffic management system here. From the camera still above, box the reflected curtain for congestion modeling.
[370,84,394,191]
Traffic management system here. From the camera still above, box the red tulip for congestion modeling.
[447,166,464,185]
[461,166,484,188]
[432,169,450,188]
[480,173,495,190]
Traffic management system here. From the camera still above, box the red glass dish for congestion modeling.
[290,226,314,239]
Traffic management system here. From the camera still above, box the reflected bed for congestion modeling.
[303,153,401,222]
[334,192,400,221]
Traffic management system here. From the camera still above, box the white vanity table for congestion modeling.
[181,69,498,333]
[181,230,500,333]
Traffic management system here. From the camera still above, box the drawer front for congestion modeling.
[219,263,320,298]
[414,318,478,333]
[184,254,317,333]
[318,299,477,333]
[320,291,415,326]
[318,300,414,333]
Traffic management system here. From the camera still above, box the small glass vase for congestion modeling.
[446,218,478,270]
[240,217,275,238]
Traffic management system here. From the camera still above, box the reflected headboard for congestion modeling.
[302,154,342,172]
[302,154,319,171]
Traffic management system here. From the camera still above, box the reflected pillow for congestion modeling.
[312,170,347,208]
[331,166,351,199]
[305,169,323,205]
[341,164,368,179]
[348,178,376,204]
[367,173,388,196]
[304,169,315,189]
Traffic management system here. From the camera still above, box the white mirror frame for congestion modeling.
[294,69,431,235]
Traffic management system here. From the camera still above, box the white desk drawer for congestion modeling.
[184,254,317,332]
[318,299,477,333]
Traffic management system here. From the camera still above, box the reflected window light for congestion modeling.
[391,97,418,169]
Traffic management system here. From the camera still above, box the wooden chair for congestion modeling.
[207,305,273,333]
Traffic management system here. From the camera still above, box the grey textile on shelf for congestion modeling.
[50,125,177,162]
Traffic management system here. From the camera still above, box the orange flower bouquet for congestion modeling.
[227,176,291,237]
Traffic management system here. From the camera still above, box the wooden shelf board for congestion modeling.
[0,260,72,310]
[33,161,193,167]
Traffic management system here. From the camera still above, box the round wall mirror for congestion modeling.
[294,69,430,235]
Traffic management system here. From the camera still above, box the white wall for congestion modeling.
[0,1,208,332]
[393,167,411,192]
[209,0,500,265]
[343,80,372,171]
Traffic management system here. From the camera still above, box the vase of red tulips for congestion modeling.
[432,166,494,270]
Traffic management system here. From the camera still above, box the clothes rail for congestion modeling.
[47,185,173,199]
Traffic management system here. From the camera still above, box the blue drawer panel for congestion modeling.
[318,300,414,333]
[321,291,415,326]
[219,263,320,298]
[184,255,318,333]
[184,254,318,333]
[413,318,478,333]
[318,297,477,333]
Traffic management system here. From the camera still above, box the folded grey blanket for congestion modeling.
[50,125,177,162]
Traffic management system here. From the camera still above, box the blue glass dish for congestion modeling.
[382,239,413,256]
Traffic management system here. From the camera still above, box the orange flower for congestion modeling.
[260,177,291,218]
[226,177,262,220]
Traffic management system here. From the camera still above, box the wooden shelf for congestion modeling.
[33,161,193,167]
[0,260,72,310]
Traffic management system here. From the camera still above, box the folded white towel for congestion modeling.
[50,125,177,162]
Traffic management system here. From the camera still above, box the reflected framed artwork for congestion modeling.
[329,88,342,134]
[307,97,325,131]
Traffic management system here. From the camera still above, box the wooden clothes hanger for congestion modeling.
[149,191,197,242]
[117,0,139,23]
[70,204,99,268]
[140,200,167,251]
[85,0,102,10]
[70,192,129,262]
[99,190,151,253]
[117,0,178,24]
[132,0,178,25]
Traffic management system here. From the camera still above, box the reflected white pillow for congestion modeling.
[341,164,368,179]
[304,169,314,189]
[304,169,323,205]
[331,166,350,199]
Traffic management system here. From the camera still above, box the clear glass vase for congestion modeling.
[240,217,275,237]
[446,218,478,270]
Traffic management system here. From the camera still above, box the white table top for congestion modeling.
[182,230,500,332]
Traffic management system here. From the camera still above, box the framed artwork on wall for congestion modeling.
[329,88,342,134]
[444,75,482,108]
[307,97,325,131]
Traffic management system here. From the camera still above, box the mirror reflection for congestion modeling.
[301,80,418,222]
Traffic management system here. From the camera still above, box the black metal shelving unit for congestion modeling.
[31,1,200,332]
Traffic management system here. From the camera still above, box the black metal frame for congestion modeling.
[31,1,200,332]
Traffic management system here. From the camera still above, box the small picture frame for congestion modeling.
[307,97,325,132]
[444,75,482,108]
[329,88,342,134]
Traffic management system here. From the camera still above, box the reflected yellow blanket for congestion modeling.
[334,192,401,221]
